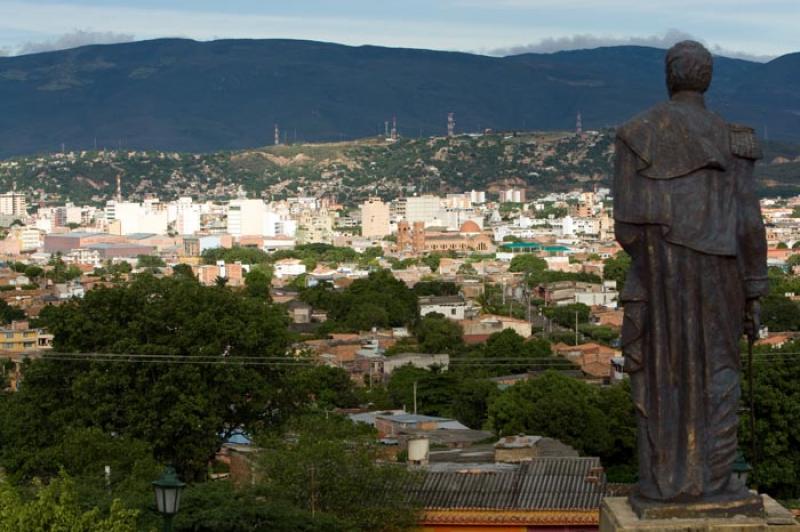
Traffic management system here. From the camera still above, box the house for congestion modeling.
[409,457,606,530]
[756,332,799,349]
[462,314,533,343]
[0,320,53,353]
[350,411,470,437]
[286,300,312,324]
[535,280,618,307]
[553,342,621,380]
[382,353,449,376]
[273,258,306,279]
[494,435,578,463]
[419,295,475,321]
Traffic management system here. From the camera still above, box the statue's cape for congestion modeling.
[617,100,729,179]
[614,100,759,257]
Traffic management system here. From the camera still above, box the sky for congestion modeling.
[0,0,798,61]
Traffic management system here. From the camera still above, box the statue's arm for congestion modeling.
[613,136,645,254]
[614,136,646,302]
[732,126,768,299]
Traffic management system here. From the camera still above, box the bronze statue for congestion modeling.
[614,41,768,518]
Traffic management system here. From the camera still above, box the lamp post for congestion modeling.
[152,466,186,532]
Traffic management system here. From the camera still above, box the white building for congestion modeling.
[361,198,391,238]
[19,227,42,251]
[274,258,307,279]
[405,195,443,227]
[227,199,267,236]
[499,188,526,203]
[0,192,26,217]
[469,190,486,204]
[106,200,168,235]
[419,295,475,321]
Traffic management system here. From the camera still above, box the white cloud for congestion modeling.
[488,30,776,62]
[17,29,134,55]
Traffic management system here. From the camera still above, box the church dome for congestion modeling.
[459,220,481,233]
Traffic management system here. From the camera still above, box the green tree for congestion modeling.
[136,255,166,268]
[457,262,477,276]
[303,270,418,331]
[202,247,270,265]
[46,257,83,283]
[451,378,500,429]
[255,415,421,532]
[23,265,44,281]
[289,366,359,411]
[603,251,631,292]
[171,263,196,280]
[244,268,271,299]
[489,372,612,458]
[413,280,459,297]
[509,254,547,275]
[760,294,800,331]
[543,303,591,330]
[420,253,442,272]
[0,300,25,324]
[387,365,458,417]
[0,471,139,531]
[174,480,344,532]
[414,313,464,354]
[4,275,292,481]
[741,340,800,498]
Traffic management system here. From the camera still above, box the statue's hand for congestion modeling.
[744,299,761,343]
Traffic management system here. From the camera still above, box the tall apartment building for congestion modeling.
[106,200,169,235]
[499,189,526,203]
[0,192,26,217]
[405,195,443,226]
[227,199,267,236]
[361,198,391,238]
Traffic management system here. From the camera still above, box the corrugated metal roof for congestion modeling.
[411,457,605,511]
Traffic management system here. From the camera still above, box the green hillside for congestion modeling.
[1,130,797,206]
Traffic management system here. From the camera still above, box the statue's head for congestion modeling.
[665,40,713,96]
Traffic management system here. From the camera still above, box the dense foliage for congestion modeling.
[2,274,292,481]
[742,340,800,499]
[489,372,637,481]
[0,472,139,531]
[301,270,418,331]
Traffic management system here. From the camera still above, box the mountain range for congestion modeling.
[0,38,798,158]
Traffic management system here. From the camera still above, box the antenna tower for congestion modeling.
[447,112,455,137]
[576,112,583,135]
[274,124,280,146]
[391,115,398,141]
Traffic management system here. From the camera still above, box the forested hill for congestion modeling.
[2,131,799,206]
[0,38,799,158]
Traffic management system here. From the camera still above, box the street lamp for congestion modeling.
[152,466,186,532]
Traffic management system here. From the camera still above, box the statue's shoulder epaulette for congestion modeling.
[729,123,762,160]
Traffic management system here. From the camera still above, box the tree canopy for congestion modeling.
[3,274,292,481]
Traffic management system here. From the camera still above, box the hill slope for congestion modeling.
[0,39,799,158]
[2,131,798,206]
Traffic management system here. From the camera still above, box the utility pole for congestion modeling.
[309,465,317,516]
[575,310,579,346]
[413,381,418,415]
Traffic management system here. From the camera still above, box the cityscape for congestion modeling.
[1,2,800,531]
